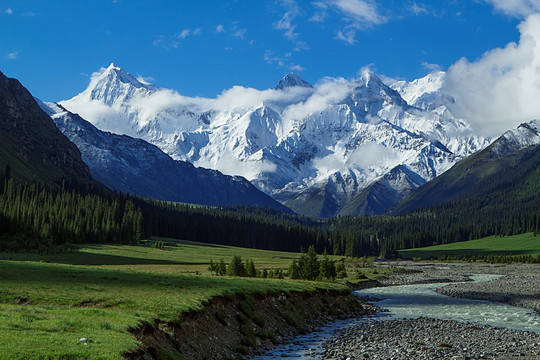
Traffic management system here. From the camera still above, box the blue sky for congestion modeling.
[0,0,535,102]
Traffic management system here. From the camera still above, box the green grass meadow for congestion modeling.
[0,239,346,359]
[399,232,540,259]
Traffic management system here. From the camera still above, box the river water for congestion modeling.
[253,274,540,359]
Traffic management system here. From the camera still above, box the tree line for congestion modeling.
[2,154,540,258]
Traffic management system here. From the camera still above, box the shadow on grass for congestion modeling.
[0,251,206,266]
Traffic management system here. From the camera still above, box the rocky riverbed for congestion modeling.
[321,317,540,360]
[318,262,540,360]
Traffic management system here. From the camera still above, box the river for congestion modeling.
[253,274,540,359]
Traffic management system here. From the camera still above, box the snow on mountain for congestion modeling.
[489,119,540,157]
[38,99,291,211]
[60,65,490,217]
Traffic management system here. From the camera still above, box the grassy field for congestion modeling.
[399,232,540,259]
[0,239,347,360]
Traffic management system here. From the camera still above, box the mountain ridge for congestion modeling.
[60,65,489,217]
[39,100,292,212]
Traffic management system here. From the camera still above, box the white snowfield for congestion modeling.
[60,64,489,217]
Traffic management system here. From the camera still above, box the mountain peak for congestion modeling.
[98,63,154,90]
[67,63,158,107]
[358,69,385,88]
[274,73,313,90]
[491,119,540,157]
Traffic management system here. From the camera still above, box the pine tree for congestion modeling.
[226,255,246,277]
[245,259,257,277]
[208,259,219,275]
[320,249,336,280]
[218,259,227,276]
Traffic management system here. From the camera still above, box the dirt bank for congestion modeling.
[123,288,374,360]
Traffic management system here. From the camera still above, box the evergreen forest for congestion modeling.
[2,155,540,257]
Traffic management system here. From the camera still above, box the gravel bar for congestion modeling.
[320,317,540,360]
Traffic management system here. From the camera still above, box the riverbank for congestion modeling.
[125,288,375,359]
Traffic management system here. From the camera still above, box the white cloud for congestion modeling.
[445,14,540,137]
[290,64,306,71]
[274,0,309,50]
[216,24,225,33]
[410,2,429,16]
[421,61,441,71]
[136,75,155,85]
[154,28,201,48]
[312,152,346,175]
[265,50,286,68]
[310,1,328,22]
[264,50,305,72]
[378,74,401,85]
[312,140,400,176]
[7,51,18,59]
[309,11,327,22]
[5,8,13,15]
[347,142,400,169]
[485,0,540,18]
[325,0,387,44]
[153,35,178,49]
[330,0,386,25]
[336,29,357,44]
[178,29,190,39]
[196,152,277,178]
[232,28,246,39]
[283,76,353,122]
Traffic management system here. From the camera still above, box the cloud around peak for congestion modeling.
[445,13,540,137]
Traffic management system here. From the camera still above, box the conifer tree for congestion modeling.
[226,255,246,277]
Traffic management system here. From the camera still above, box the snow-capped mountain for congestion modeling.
[38,100,291,212]
[391,71,453,111]
[60,64,489,217]
[489,119,540,157]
